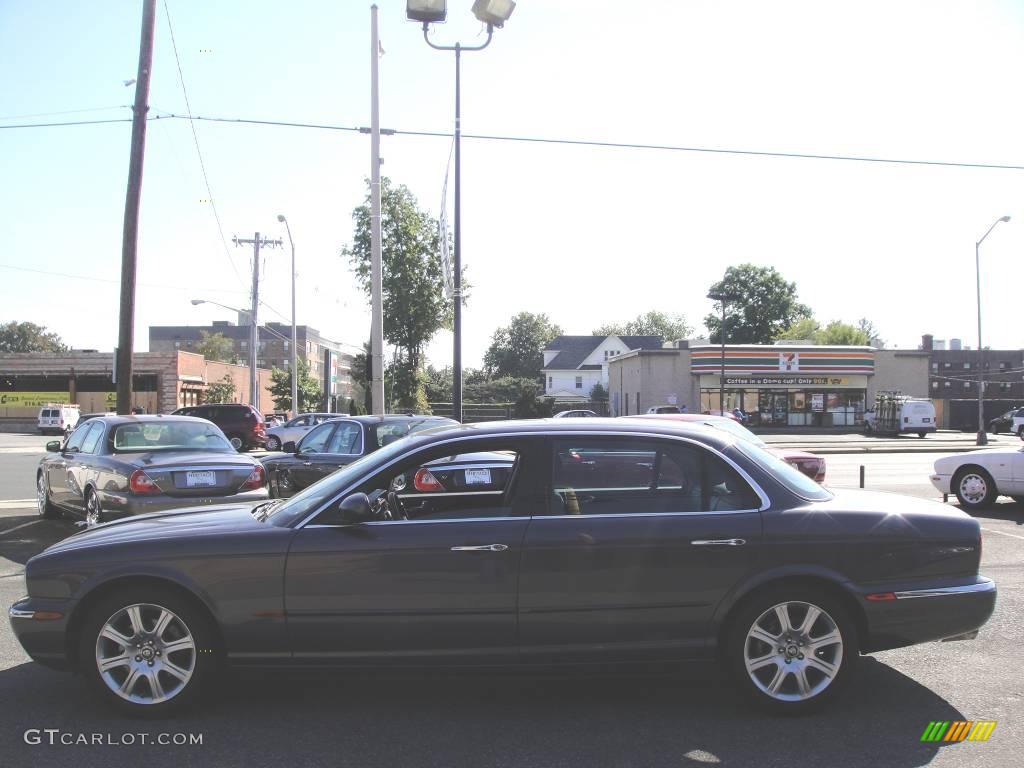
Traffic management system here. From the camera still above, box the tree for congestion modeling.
[483,312,563,380]
[195,331,236,363]
[774,318,874,345]
[593,310,692,341]
[425,364,453,403]
[856,317,884,347]
[774,317,821,342]
[0,321,68,352]
[269,358,321,413]
[343,177,458,408]
[204,374,236,404]
[705,264,811,344]
[349,342,372,413]
[589,382,608,402]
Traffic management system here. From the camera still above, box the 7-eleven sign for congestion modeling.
[779,352,799,372]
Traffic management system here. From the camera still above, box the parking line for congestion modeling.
[0,499,36,509]
[981,527,1024,541]
[0,520,41,537]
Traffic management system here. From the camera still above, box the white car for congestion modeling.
[553,409,598,418]
[264,412,345,451]
[930,440,1024,510]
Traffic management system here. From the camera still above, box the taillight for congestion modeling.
[129,470,160,495]
[414,468,444,492]
[242,465,265,490]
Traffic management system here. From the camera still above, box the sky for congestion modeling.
[2,0,1023,368]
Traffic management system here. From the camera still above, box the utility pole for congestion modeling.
[233,232,282,410]
[369,5,386,415]
[115,0,157,415]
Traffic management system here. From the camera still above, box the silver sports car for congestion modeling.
[36,415,268,526]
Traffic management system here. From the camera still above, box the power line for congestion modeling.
[0,117,132,129]
[161,0,247,291]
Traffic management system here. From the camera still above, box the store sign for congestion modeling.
[779,352,799,371]
[724,376,852,386]
[0,392,70,407]
[811,393,825,412]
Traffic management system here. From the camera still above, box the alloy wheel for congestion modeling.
[85,492,102,527]
[266,436,281,451]
[36,474,48,517]
[743,601,843,702]
[95,603,196,706]
[229,436,244,451]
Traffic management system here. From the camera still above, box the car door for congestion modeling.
[517,435,764,663]
[51,422,97,512]
[286,421,339,491]
[284,435,546,663]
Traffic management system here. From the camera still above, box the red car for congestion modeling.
[626,413,826,483]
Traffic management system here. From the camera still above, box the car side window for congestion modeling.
[80,423,104,454]
[299,422,334,453]
[65,422,95,453]
[326,422,362,454]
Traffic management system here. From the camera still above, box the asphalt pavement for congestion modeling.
[0,431,1021,767]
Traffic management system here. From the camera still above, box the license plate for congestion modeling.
[464,468,492,485]
[186,471,217,487]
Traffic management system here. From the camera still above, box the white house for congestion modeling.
[542,335,664,399]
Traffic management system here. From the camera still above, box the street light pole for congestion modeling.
[708,292,740,415]
[975,215,1012,446]
[277,215,298,416]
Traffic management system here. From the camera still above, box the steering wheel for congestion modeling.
[386,491,407,520]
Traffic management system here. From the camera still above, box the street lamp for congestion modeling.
[707,291,741,416]
[277,215,299,417]
[975,214,1012,445]
[407,0,515,423]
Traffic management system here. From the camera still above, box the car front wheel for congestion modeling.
[79,587,217,716]
[727,587,857,714]
[954,466,997,509]
[265,435,281,451]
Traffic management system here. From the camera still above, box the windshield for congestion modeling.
[732,440,832,501]
[112,421,233,453]
[266,435,420,527]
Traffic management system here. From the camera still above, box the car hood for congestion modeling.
[43,503,268,555]
[118,450,257,468]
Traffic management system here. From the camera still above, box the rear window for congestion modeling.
[112,421,232,452]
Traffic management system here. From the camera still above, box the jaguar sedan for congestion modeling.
[11,419,994,717]
[35,415,268,526]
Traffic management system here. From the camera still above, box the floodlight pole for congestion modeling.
[421,23,493,423]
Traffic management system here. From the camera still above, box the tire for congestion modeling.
[726,585,858,714]
[918,431,926,438]
[227,434,245,452]
[265,435,281,451]
[84,489,103,527]
[953,466,998,510]
[1018,426,1024,439]
[36,472,60,520]
[1011,496,1024,506]
[78,586,218,717]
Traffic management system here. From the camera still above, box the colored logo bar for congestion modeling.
[920,721,997,742]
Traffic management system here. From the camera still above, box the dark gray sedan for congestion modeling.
[12,419,994,716]
[36,415,268,526]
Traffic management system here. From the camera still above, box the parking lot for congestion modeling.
[0,432,1022,767]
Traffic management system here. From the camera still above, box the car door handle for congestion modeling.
[451,544,509,552]
[691,538,747,547]
[302,461,312,466]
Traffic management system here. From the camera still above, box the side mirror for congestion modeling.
[337,493,374,524]
[45,440,62,452]
[283,440,297,453]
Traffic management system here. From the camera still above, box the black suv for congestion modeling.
[171,403,267,451]
[988,407,1024,434]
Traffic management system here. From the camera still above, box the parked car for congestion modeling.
[12,418,994,716]
[262,414,459,497]
[646,405,684,414]
[987,408,1022,434]
[77,411,117,427]
[264,412,341,451]
[553,409,598,418]
[627,413,826,482]
[171,403,267,451]
[390,451,517,519]
[1012,410,1024,438]
[35,415,268,526]
[930,436,1024,509]
[37,404,80,435]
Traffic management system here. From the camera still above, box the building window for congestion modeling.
[931,381,939,389]
[963,362,970,369]
[943,362,951,369]
[944,381,951,388]
[575,376,583,389]
[964,381,971,389]
[931,362,937,371]
[240,341,248,349]
[548,376,552,388]
[284,342,289,351]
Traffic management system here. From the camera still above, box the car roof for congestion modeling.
[325,414,458,426]
[86,414,216,427]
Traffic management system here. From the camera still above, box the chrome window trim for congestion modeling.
[147,464,258,473]
[303,516,527,528]
[396,490,503,498]
[537,509,762,519]
[293,429,770,530]
[894,581,995,599]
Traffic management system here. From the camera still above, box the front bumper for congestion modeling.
[860,577,996,653]
[9,596,77,670]
[97,487,269,519]
[929,474,952,494]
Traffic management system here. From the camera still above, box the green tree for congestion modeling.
[857,318,884,347]
[269,358,321,413]
[705,264,811,344]
[816,320,870,345]
[425,364,453,403]
[204,374,236,404]
[593,310,692,341]
[343,178,459,408]
[774,317,822,342]
[0,321,68,352]
[483,312,563,380]
[589,382,608,402]
[349,342,372,413]
[386,354,430,413]
[195,331,236,363]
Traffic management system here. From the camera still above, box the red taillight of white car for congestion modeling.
[129,469,160,495]
[414,468,444,492]
[241,465,265,490]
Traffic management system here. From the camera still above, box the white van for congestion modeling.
[37,404,80,435]
[864,398,936,437]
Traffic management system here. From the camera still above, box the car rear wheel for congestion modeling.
[953,466,997,509]
[227,434,245,451]
[84,489,103,527]
[36,473,60,519]
[79,587,217,716]
[265,435,281,451]
[727,587,857,714]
